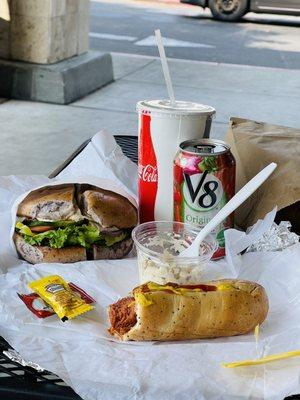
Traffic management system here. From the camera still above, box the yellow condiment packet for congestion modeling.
[29,275,94,321]
[222,349,300,368]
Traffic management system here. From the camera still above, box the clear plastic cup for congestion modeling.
[132,221,218,285]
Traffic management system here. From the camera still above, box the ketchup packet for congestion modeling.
[18,292,54,318]
[19,276,95,321]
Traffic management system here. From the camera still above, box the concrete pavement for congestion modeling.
[0,52,299,176]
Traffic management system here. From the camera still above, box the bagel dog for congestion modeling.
[108,280,269,341]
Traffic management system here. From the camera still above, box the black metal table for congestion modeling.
[1,135,299,400]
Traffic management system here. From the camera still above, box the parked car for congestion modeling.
[180,0,300,21]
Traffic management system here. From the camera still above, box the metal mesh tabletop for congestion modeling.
[0,337,81,400]
[115,135,138,164]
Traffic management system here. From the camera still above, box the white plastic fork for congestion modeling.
[179,162,277,258]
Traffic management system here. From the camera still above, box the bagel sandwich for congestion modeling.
[14,184,137,264]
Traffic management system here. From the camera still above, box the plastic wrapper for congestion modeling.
[3,349,44,372]
[246,221,299,253]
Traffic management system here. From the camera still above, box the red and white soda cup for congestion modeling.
[137,100,216,223]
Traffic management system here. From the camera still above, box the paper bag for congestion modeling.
[225,117,300,234]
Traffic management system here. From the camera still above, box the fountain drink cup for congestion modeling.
[137,100,216,223]
[173,139,236,259]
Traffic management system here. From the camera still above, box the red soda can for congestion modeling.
[173,139,236,258]
[137,100,216,223]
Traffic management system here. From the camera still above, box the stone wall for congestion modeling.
[0,0,89,64]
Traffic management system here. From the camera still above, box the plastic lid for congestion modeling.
[137,100,216,116]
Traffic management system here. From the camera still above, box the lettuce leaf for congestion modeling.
[23,228,70,248]
[104,231,127,247]
[18,223,129,249]
[66,225,102,248]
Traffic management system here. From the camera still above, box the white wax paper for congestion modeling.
[0,131,300,400]
[57,130,138,200]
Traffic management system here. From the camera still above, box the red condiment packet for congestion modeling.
[17,293,54,318]
[69,282,96,304]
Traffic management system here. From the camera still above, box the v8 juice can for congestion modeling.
[137,100,216,223]
[173,139,236,258]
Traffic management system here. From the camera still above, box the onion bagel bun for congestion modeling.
[108,280,269,341]
[14,184,137,264]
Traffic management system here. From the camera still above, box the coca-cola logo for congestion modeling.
[139,164,158,182]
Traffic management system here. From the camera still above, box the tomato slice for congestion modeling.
[30,226,55,233]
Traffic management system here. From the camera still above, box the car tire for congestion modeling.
[208,0,248,21]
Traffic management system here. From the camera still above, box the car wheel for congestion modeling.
[208,0,248,21]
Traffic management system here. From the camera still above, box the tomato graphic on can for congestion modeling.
[173,139,236,259]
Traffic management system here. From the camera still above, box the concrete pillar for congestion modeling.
[0,0,10,59]
[10,0,89,64]
[1,0,89,64]
[0,0,113,103]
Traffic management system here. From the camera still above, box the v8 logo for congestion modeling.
[183,171,223,211]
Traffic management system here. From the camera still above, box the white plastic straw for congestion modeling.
[155,29,176,106]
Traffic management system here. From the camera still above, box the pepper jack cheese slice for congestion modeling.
[108,279,269,341]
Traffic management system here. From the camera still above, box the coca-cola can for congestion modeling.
[137,100,216,223]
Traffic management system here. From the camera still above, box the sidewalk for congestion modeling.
[0,52,300,176]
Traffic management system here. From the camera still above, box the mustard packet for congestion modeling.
[29,275,94,321]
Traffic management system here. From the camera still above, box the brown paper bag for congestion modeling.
[225,117,300,234]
